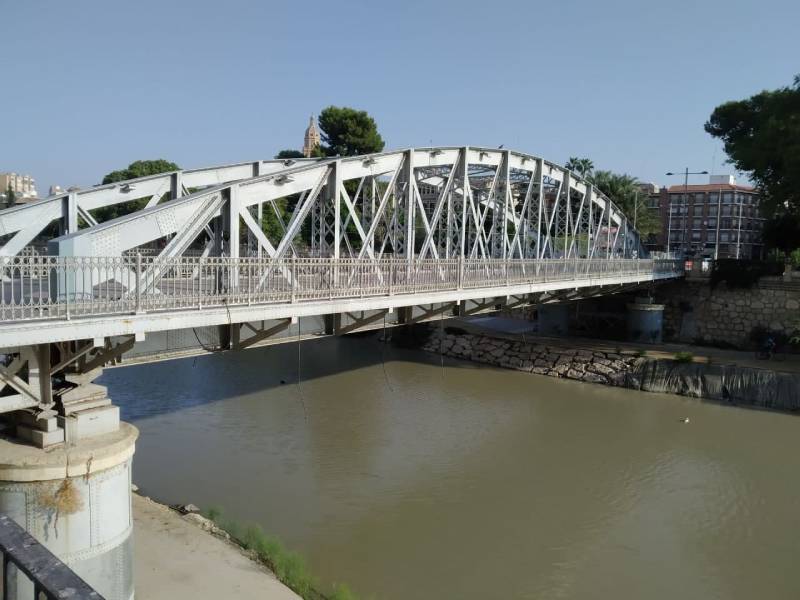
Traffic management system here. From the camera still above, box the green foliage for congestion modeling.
[275,149,305,159]
[204,506,357,600]
[565,157,594,178]
[704,75,800,217]
[674,351,694,363]
[101,159,180,185]
[789,248,800,269]
[762,212,800,254]
[261,197,289,243]
[318,106,385,157]
[589,170,661,239]
[95,159,180,222]
[4,185,15,207]
[710,258,784,288]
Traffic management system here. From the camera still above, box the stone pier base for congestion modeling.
[0,423,138,600]
[627,299,665,344]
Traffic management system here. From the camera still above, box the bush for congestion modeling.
[790,248,800,269]
[202,507,352,600]
[674,351,694,363]
[710,259,784,288]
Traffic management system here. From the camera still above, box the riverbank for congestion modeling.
[133,492,301,600]
[419,317,800,411]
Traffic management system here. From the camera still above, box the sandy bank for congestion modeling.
[133,493,300,600]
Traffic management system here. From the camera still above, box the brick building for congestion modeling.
[645,175,763,259]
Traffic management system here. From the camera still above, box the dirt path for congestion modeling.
[133,494,300,600]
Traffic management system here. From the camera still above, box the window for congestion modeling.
[692,232,701,241]
[720,232,729,242]
[707,218,717,228]
[693,218,702,229]
[723,192,733,203]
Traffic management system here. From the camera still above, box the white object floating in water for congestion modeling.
[681,417,690,424]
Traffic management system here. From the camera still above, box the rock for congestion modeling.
[178,503,201,514]
[588,362,615,376]
[566,368,584,380]
[131,483,139,492]
[581,372,607,384]
[531,367,550,375]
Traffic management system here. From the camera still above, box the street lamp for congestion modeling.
[665,168,708,256]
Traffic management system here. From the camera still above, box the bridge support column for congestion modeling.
[537,303,571,336]
[626,298,665,344]
[0,421,137,600]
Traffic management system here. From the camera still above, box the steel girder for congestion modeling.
[0,158,323,258]
[23,147,646,291]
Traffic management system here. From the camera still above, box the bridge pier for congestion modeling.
[626,298,665,343]
[0,346,137,600]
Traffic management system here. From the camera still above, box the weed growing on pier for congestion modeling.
[674,351,694,363]
[203,506,358,600]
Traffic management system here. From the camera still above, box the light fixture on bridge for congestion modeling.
[282,159,296,167]
[120,184,135,193]
[275,175,294,185]
[479,151,489,160]
[429,149,443,156]
[362,157,377,166]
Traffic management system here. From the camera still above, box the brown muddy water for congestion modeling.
[101,334,800,599]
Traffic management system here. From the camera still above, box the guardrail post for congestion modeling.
[135,253,142,313]
[458,257,464,290]
[389,259,394,296]
[505,258,509,287]
[329,256,334,300]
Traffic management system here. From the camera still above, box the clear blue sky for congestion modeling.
[2,0,798,194]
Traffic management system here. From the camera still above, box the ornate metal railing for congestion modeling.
[0,515,102,599]
[0,256,682,323]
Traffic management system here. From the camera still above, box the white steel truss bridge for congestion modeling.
[0,146,682,420]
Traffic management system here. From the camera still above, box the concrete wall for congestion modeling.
[660,276,800,348]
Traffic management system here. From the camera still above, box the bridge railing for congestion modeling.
[0,256,682,323]
[0,514,103,599]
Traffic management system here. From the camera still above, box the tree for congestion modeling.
[274,149,305,159]
[761,212,800,254]
[565,157,594,178]
[705,75,800,217]
[318,106,385,157]
[101,159,180,185]
[95,159,180,221]
[589,170,660,239]
[4,185,15,208]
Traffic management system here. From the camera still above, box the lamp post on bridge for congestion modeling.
[665,168,708,257]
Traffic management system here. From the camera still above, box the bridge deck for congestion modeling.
[0,257,681,347]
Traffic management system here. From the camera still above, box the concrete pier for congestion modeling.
[0,423,138,600]
[627,299,665,344]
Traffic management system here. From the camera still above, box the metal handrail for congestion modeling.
[0,256,683,323]
[0,514,103,599]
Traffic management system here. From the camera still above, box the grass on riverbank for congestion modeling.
[203,507,358,600]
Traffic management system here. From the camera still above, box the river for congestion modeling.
[101,333,800,600]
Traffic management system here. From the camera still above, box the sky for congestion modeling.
[2,0,798,195]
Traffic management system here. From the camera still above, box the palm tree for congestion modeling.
[565,157,594,179]
[589,170,660,238]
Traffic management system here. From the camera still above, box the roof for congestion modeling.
[665,183,756,193]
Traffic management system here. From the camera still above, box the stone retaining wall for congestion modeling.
[660,277,800,347]
[420,329,800,411]
[420,330,642,385]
